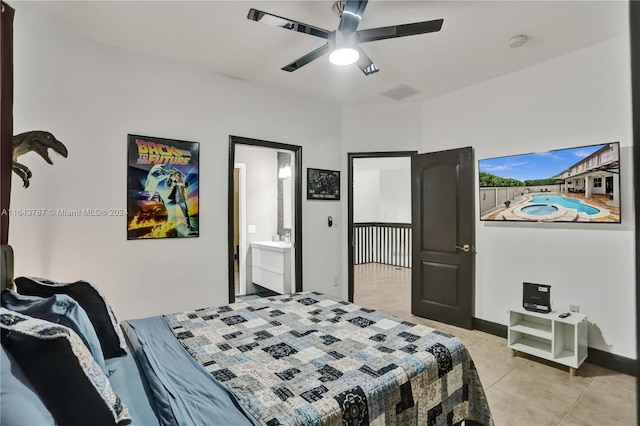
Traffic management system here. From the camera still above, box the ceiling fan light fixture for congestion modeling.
[248,3,444,75]
[329,47,359,65]
[328,30,359,66]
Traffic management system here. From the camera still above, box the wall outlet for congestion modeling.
[247,225,256,234]
[333,276,339,287]
[333,218,339,227]
[569,304,579,313]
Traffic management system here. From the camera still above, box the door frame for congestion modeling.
[347,151,417,302]
[630,1,639,413]
[228,135,303,303]
[234,162,247,296]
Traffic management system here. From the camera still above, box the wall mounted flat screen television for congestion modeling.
[479,142,620,223]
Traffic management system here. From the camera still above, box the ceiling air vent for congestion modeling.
[379,84,420,101]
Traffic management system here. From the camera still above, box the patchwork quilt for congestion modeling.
[163,292,493,426]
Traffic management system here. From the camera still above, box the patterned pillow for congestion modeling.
[0,308,131,425]
[1,289,109,376]
[14,277,127,358]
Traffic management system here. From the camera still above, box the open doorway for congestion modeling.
[348,152,416,318]
[228,136,302,303]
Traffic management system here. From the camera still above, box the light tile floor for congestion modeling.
[353,263,637,426]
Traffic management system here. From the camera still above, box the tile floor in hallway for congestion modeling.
[353,263,637,426]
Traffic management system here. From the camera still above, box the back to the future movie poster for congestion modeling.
[127,134,199,239]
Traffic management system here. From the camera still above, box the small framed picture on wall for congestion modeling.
[307,168,340,200]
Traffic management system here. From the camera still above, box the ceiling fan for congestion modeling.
[247,0,444,76]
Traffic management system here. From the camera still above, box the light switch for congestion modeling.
[248,225,256,234]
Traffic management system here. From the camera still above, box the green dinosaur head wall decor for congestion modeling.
[12,131,68,188]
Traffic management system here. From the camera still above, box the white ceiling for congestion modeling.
[12,1,630,106]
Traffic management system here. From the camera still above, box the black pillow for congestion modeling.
[14,277,126,358]
[1,289,109,375]
[0,308,132,425]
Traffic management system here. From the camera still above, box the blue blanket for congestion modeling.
[123,316,261,426]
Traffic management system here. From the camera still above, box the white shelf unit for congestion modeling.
[507,306,588,375]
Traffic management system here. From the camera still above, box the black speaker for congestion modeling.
[522,282,551,313]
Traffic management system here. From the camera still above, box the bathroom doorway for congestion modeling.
[228,136,302,303]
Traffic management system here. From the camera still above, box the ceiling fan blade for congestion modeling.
[354,47,379,76]
[337,0,369,33]
[357,19,444,44]
[247,8,330,39]
[282,43,330,72]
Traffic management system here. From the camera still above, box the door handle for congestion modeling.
[455,244,472,252]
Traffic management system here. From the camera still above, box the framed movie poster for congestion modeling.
[307,168,340,200]
[127,134,199,239]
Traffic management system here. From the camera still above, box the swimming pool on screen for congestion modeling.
[528,194,600,215]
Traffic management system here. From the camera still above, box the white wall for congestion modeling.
[353,170,380,222]
[379,168,411,223]
[353,158,411,223]
[343,36,635,359]
[10,18,343,320]
[235,145,278,245]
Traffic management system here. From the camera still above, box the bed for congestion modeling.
[0,244,493,426]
